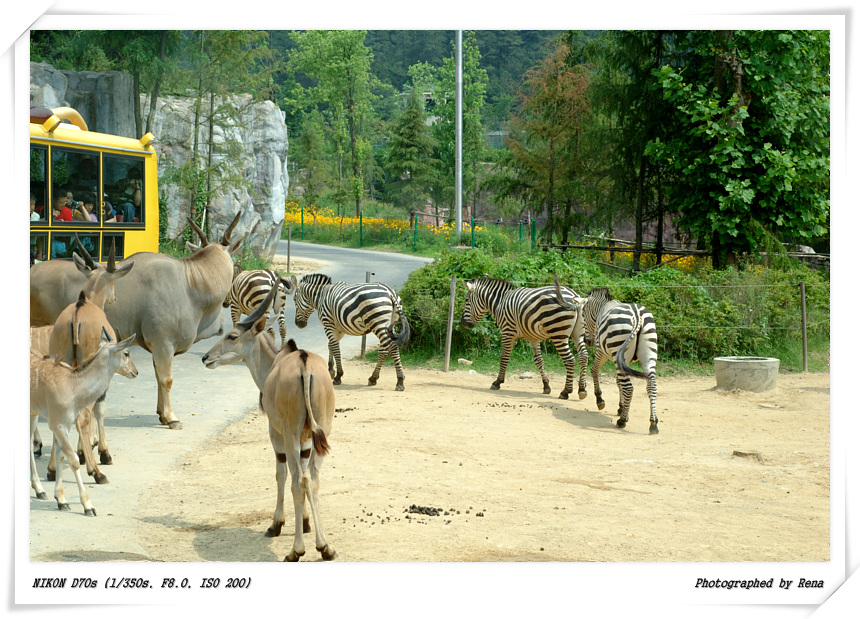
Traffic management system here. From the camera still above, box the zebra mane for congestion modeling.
[472,274,514,293]
[301,273,332,286]
[589,286,613,301]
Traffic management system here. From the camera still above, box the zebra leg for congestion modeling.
[325,329,344,385]
[615,373,634,429]
[529,341,552,395]
[646,367,659,434]
[575,336,589,399]
[591,350,609,410]
[368,347,388,386]
[278,309,287,346]
[551,337,577,399]
[492,337,515,390]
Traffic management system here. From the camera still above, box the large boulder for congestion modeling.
[30,62,288,260]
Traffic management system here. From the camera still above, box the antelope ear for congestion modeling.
[252,316,267,335]
[72,253,90,274]
[114,260,134,277]
[186,241,201,253]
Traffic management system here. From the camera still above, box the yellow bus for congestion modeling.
[29,106,159,264]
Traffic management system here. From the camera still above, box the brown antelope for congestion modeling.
[30,326,136,515]
[103,213,243,429]
[46,285,139,483]
[202,281,337,561]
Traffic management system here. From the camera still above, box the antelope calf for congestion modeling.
[30,327,135,515]
[203,281,337,561]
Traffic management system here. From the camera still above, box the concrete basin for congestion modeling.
[714,356,780,393]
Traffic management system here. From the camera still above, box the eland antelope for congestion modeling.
[203,281,337,561]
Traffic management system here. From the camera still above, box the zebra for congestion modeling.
[224,269,295,346]
[580,286,659,434]
[290,273,411,391]
[460,274,589,399]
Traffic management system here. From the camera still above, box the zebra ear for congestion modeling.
[465,280,475,291]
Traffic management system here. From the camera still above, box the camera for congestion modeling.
[68,199,81,209]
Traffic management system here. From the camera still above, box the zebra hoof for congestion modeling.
[596,400,606,411]
[100,452,113,466]
[318,544,337,561]
[491,382,501,390]
[395,381,405,392]
[542,383,552,395]
[367,376,378,386]
[578,389,587,399]
[58,502,71,511]
[649,423,660,435]
[84,508,97,517]
[333,377,342,385]
[93,471,109,485]
[558,391,569,400]
[265,522,283,537]
[616,419,627,429]
[35,491,47,500]
[46,469,56,482]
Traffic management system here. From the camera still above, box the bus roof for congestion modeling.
[30,121,155,156]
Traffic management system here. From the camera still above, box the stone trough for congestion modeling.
[714,356,780,393]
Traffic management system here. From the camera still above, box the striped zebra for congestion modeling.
[224,269,295,346]
[460,274,589,399]
[580,286,659,434]
[290,273,411,391]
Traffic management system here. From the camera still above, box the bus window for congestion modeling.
[30,146,47,222]
[50,233,75,259]
[102,233,126,260]
[70,232,99,258]
[103,154,144,225]
[30,233,47,265]
[52,148,100,224]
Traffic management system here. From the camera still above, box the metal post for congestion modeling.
[413,216,418,252]
[287,226,291,274]
[455,30,463,237]
[361,271,375,357]
[359,211,363,247]
[799,281,808,372]
[531,218,536,249]
[444,274,457,372]
[471,217,475,248]
[301,205,304,240]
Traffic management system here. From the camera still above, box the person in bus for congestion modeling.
[73,193,99,222]
[51,194,73,221]
[110,170,141,222]
[30,193,40,221]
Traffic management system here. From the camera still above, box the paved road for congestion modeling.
[21,241,433,597]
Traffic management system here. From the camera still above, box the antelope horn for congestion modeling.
[221,212,242,246]
[187,217,209,247]
[237,276,280,329]
[74,233,97,270]
[107,239,117,273]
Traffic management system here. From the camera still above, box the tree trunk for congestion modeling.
[633,155,646,272]
[145,31,168,135]
[132,70,142,138]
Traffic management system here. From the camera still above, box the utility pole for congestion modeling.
[455,30,463,236]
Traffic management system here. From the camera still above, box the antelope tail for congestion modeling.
[300,351,330,457]
[615,311,647,379]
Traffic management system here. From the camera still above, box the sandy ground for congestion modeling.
[136,360,829,563]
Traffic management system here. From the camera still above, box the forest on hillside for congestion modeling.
[30,29,830,268]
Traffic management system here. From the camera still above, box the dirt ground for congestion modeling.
[137,358,829,563]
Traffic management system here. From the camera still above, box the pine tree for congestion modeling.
[384,90,439,212]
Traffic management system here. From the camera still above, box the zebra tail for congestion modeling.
[390,313,411,348]
[615,312,647,379]
[300,361,330,457]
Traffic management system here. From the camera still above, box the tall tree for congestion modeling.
[289,30,375,216]
[647,30,829,267]
[384,89,439,212]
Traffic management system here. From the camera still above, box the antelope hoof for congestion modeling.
[77,452,86,465]
[168,421,183,430]
[93,471,109,484]
[284,550,304,562]
[100,452,113,465]
[318,544,337,561]
[367,375,378,386]
[578,389,587,399]
[46,469,56,482]
[491,382,501,390]
[616,419,627,429]
[303,518,311,534]
[84,508,97,517]
[649,423,660,435]
[265,522,283,538]
[34,446,42,459]
[35,491,47,500]
[559,390,569,400]
[58,502,70,511]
